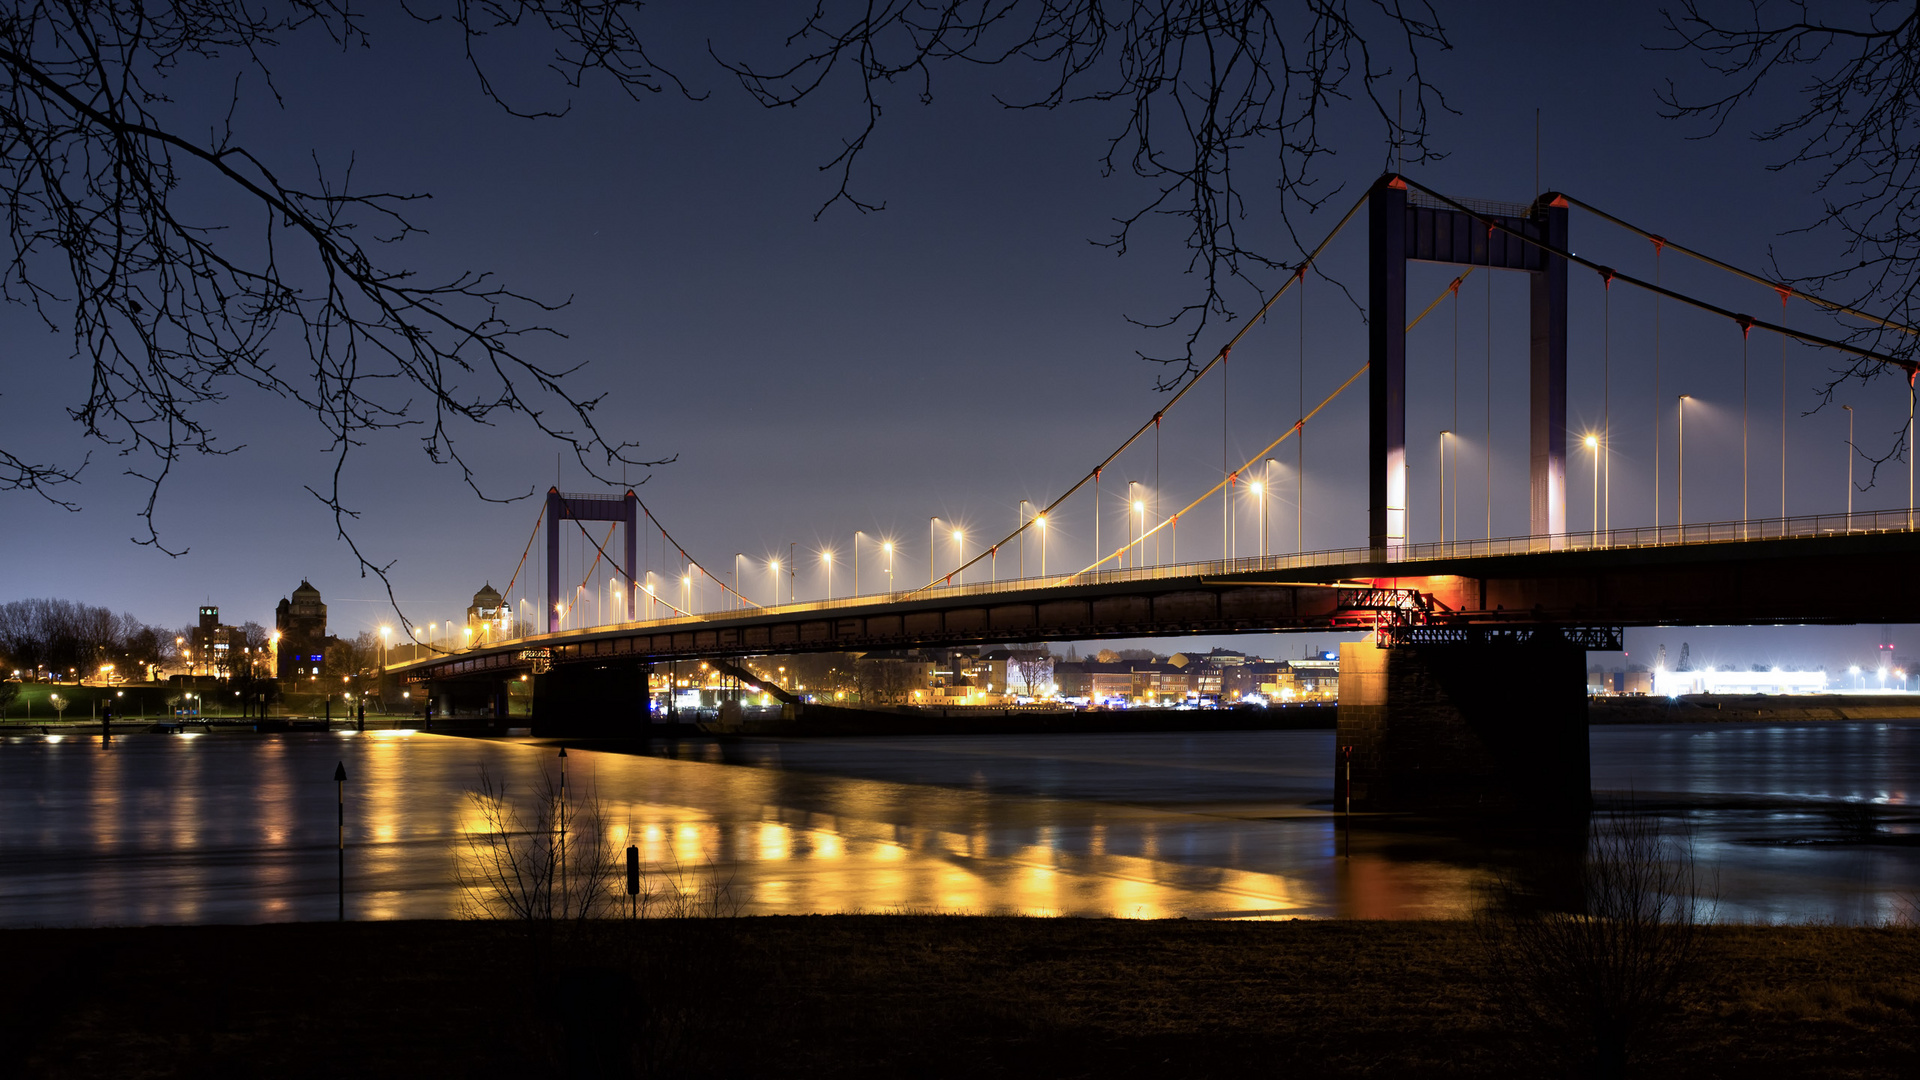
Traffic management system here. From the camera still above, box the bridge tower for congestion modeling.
[546,488,640,632]
[1370,174,1568,555]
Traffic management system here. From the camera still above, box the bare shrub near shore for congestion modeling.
[455,765,740,922]
[451,764,750,1075]
[454,766,619,921]
[641,855,741,920]
[1476,809,1712,1079]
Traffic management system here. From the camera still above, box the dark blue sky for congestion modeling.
[1,2,1909,672]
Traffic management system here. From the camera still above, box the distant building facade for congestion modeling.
[189,604,234,676]
[275,580,329,680]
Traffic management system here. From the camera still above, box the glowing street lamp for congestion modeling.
[768,557,780,607]
[1264,457,1280,559]
[1125,481,1141,569]
[951,528,964,584]
[1018,500,1032,577]
[882,540,894,593]
[1249,478,1265,558]
[1035,515,1047,577]
[1584,433,1601,545]
[821,548,834,601]
[1134,497,1147,568]
[1677,395,1692,536]
[1842,404,1855,530]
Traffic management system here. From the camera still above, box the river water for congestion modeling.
[2,723,1916,926]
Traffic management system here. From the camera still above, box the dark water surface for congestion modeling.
[2,723,1916,926]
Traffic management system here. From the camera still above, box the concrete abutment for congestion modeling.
[1336,638,1590,815]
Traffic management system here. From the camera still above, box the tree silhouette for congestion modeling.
[1,3,1451,623]
[1658,0,1920,481]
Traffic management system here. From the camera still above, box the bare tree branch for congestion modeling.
[714,1,1452,386]
[0,2,1450,637]
[0,2,678,621]
[1657,0,1920,481]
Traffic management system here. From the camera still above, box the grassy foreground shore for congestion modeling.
[3,917,1916,1078]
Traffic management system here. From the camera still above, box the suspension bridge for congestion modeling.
[391,172,1920,813]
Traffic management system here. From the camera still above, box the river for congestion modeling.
[2,723,1915,926]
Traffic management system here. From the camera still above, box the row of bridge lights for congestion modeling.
[1431,386,1896,547]
[557,470,1316,626]
[540,383,1901,628]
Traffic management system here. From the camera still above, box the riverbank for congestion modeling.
[3,917,1914,1078]
[777,701,1335,736]
[1590,693,1920,724]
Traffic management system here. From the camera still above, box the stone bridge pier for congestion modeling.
[1336,635,1591,815]
[418,679,509,725]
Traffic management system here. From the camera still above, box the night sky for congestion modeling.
[1,3,1909,673]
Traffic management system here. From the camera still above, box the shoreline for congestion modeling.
[1589,692,1920,724]
[4,693,1915,740]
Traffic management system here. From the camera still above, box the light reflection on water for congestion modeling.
[1,723,1917,926]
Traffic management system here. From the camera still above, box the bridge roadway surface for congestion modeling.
[395,510,1920,683]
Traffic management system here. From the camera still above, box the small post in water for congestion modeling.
[626,844,640,919]
[333,761,348,921]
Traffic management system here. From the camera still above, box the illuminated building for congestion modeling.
[274,580,329,679]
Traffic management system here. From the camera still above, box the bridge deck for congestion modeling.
[393,507,1920,682]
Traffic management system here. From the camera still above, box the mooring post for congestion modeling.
[333,761,348,921]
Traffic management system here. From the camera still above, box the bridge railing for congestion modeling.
[458,505,1916,655]
[1400,505,1917,561]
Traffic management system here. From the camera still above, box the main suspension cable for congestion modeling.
[1559,194,1918,338]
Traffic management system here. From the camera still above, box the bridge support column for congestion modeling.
[1336,638,1589,815]
[419,680,510,728]
[531,663,651,737]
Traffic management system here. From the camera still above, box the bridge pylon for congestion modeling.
[1370,174,1568,556]
[546,488,640,632]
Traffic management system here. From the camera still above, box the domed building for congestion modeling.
[466,582,506,639]
[274,580,329,680]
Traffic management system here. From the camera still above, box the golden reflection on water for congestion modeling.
[0,727,1742,925]
[541,745,1409,921]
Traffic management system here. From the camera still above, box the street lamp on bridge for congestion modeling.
[1134,496,1147,569]
[1842,404,1855,530]
[820,548,833,602]
[1018,501,1031,577]
[1265,457,1280,558]
[1584,433,1601,546]
[1677,395,1692,536]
